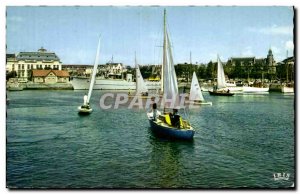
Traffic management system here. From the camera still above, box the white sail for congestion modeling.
[87,37,101,103]
[135,63,148,94]
[189,71,204,101]
[162,10,178,108]
[217,56,227,89]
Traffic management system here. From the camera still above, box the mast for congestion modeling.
[135,51,138,90]
[188,51,192,84]
[286,50,289,83]
[161,9,167,93]
[162,9,179,108]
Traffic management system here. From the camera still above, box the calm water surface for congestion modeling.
[6,90,295,188]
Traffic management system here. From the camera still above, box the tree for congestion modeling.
[196,64,207,79]
[6,71,17,81]
[232,62,243,79]
[206,61,216,80]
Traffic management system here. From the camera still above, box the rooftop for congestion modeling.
[32,69,69,77]
[17,47,60,62]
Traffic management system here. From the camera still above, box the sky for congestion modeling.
[5,5,295,66]
[0,1,298,194]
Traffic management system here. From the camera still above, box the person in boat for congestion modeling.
[141,92,148,96]
[213,85,217,91]
[81,94,90,109]
[83,94,88,105]
[170,108,181,128]
[151,96,157,121]
[227,89,230,93]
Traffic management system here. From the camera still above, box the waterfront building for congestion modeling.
[31,69,70,83]
[225,49,277,80]
[276,56,294,82]
[62,64,94,76]
[6,54,17,73]
[98,62,127,78]
[63,62,126,78]
[6,47,62,82]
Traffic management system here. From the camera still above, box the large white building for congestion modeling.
[6,47,62,82]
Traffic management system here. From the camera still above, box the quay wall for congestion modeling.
[21,82,74,90]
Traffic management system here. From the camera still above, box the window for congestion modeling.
[22,64,24,69]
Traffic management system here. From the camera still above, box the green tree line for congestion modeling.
[138,61,294,82]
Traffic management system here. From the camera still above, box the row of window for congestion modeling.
[12,64,60,70]
[19,55,57,58]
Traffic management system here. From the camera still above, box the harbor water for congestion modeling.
[6,90,294,188]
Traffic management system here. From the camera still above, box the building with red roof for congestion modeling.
[32,69,70,83]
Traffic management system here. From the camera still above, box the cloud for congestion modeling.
[247,25,293,36]
[271,46,281,55]
[7,16,24,23]
[285,40,294,50]
[241,46,254,56]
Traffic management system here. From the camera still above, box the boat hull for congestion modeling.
[148,118,195,140]
[187,101,212,105]
[281,86,294,93]
[209,91,234,96]
[269,83,282,92]
[242,86,269,92]
[128,95,150,99]
[71,77,161,90]
[78,106,93,115]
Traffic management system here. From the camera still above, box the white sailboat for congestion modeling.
[209,56,234,96]
[147,9,194,140]
[129,53,149,98]
[78,36,101,114]
[188,71,212,105]
[128,54,149,99]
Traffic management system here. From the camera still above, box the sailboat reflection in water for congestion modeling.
[147,10,195,141]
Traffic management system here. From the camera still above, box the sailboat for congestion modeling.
[188,71,212,105]
[129,53,149,98]
[78,36,101,114]
[209,56,234,96]
[147,9,195,140]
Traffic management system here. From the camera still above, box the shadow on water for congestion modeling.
[77,112,92,117]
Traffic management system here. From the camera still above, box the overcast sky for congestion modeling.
[6,6,294,66]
